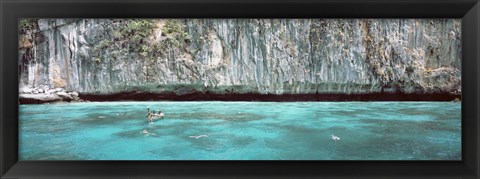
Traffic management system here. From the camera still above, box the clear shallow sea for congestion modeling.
[19,101,461,160]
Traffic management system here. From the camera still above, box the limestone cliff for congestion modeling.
[18,19,461,97]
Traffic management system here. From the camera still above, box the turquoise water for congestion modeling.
[19,101,461,160]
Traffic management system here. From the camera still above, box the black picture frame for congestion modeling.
[1,0,479,178]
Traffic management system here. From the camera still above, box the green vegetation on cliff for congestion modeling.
[91,19,191,65]
[18,19,38,49]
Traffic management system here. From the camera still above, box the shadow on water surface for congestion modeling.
[326,109,369,118]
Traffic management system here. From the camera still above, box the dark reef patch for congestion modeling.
[231,136,255,147]
[163,112,265,122]
[114,129,148,138]
[74,113,141,126]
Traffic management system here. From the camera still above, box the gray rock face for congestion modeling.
[18,85,81,103]
[56,91,73,100]
[69,91,79,97]
[19,94,62,103]
[18,19,461,95]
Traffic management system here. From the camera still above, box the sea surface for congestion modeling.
[19,101,461,160]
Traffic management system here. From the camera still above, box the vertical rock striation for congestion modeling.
[18,19,461,98]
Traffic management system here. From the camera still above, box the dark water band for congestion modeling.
[17,92,460,104]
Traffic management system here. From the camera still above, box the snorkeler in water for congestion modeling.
[331,134,341,141]
[147,107,153,123]
[157,108,165,118]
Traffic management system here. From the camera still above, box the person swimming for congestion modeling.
[157,110,164,118]
[153,108,164,117]
[147,107,153,123]
[146,106,164,123]
[331,134,341,141]
[189,134,208,139]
